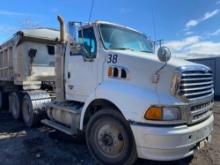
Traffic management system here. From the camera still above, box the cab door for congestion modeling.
[65,26,98,102]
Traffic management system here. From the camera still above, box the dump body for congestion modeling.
[0,28,59,89]
[0,28,60,126]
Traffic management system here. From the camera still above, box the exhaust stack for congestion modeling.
[55,15,65,101]
[57,16,65,42]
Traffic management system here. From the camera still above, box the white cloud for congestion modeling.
[166,36,200,50]
[209,28,220,36]
[21,17,41,29]
[0,10,29,16]
[186,20,199,29]
[165,36,220,59]
[0,17,42,44]
[120,8,132,14]
[0,25,19,43]
[51,8,60,14]
[185,31,194,36]
[203,9,219,20]
[217,1,220,4]
[0,25,17,34]
[185,9,219,29]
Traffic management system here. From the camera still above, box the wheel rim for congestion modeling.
[22,98,32,123]
[95,122,125,158]
[11,94,20,118]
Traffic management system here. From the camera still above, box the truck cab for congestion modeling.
[42,17,214,165]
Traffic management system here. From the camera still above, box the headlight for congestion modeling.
[144,106,181,121]
[163,107,181,120]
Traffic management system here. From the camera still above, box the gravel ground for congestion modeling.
[0,102,219,165]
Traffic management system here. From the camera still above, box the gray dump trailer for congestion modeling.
[0,28,59,126]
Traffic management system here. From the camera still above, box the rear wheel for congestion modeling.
[9,92,22,120]
[0,89,8,110]
[22,94,39,127]
[0,90,2,110]
[86,109,137,165]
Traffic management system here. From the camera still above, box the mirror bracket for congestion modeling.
[69,42,94,62]
[152,46,172,84]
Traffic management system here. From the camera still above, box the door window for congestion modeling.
[79,27,97,58]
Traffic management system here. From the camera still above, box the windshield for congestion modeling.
[99,24,153,53]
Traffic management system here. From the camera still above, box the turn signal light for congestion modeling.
[144,106,162,120]
[108,67,113,77]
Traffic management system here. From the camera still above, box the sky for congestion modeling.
[0,0,219,58]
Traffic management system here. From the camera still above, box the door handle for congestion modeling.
[68,85,74,90]
[68,72,71,79]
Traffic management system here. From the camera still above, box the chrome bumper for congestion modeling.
[131,115,214,161]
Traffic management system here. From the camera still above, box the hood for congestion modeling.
[112,49,204,68]
[104,50,207,103]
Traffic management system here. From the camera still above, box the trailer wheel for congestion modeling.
[86,109,137,165]
[22,94,38,127]
[9,92,22,120]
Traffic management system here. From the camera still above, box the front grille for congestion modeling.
[178,69,214,101]
[190,101,213,124]
[175,66,214,125]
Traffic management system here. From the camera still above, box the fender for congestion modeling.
[79,81,159,130]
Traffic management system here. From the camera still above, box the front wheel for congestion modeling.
[86,109,137,165]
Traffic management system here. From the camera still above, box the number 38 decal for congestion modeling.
[107,54,118,64]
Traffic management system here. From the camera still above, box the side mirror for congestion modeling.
[157,46,171,63]
[68,22,81,43]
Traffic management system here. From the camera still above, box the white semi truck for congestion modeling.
[1,16,214,164]
[0,28,59,125]
[42,16,214,164]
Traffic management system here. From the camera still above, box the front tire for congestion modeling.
[86,109,137,165]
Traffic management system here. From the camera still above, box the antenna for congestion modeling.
[152,9,157,52]
[88,0,95,23]
[152,9,157,41]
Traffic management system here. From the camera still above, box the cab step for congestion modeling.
[41,119,75,135]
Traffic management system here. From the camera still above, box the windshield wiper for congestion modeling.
[140,50,152,53]
[111,47,135,51]
[111,48,152,53]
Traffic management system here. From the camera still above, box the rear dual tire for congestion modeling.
[9,92,22,120]
[22,94,39,127]
[0,90,2,110]
[0,89,9,110]
[9,92,40,127]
